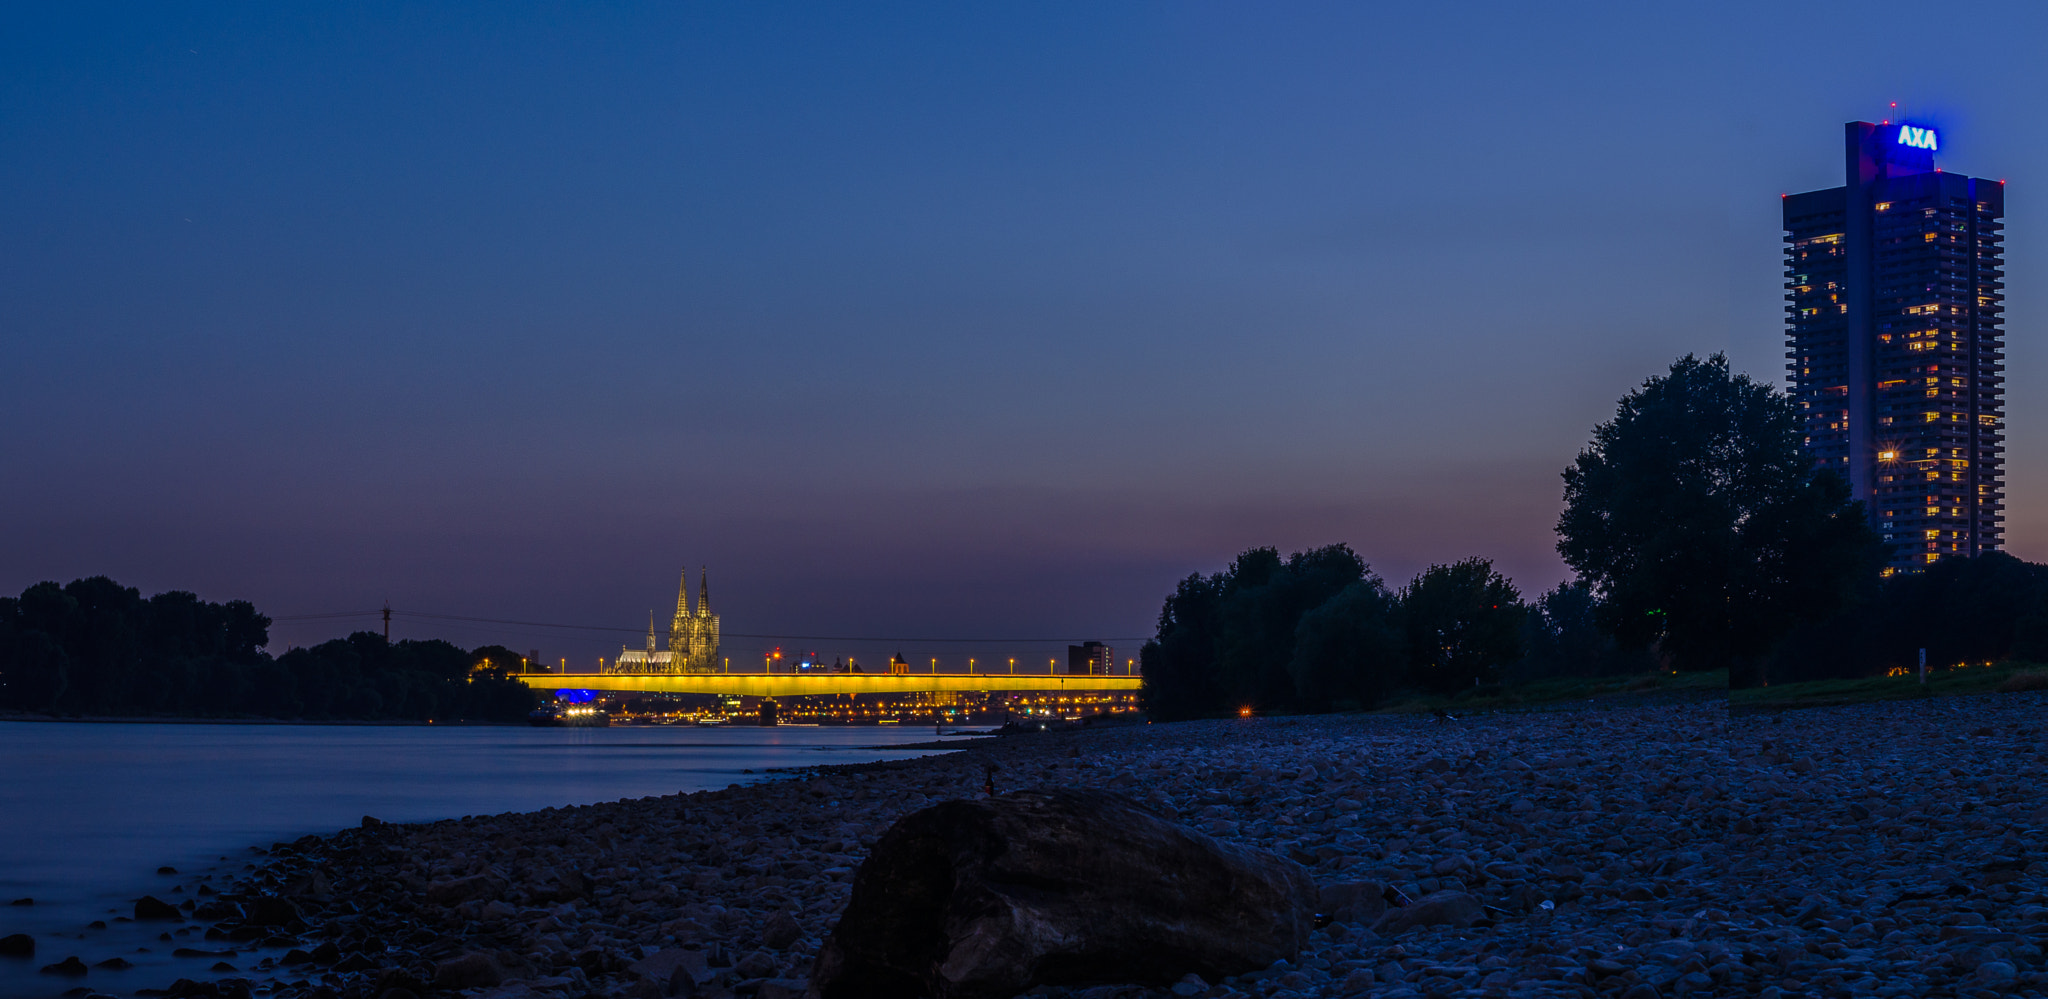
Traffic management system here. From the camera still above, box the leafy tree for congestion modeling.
[1289,579,1405,710]
[1511,581,1656,681]
[1557,354,1879,686]
[1771,551,2048,681]
[2011,605,2048,664]
[1884,552,2048,668]
[0,578,538,721]
[0,597,68,710]
[470,644,532,678]
[1210,545,1369,710]
[1139,572,1228,722]
[1140,544,1370,719]
[1399,558,1525,693]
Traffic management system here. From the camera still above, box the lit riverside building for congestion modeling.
[1784,120,2006,572]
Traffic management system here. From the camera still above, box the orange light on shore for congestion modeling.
[1239,706,1253,718]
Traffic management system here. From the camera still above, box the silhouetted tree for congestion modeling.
[1211,546,1370,710]
[1400,558,1525,693]
[1140,544,1371,719]
[470,645,532,677]
[1886,552,2048,668]
[1289,578,1405,710]
[2010,601,2048,664]
[1557,354,1880,686]
[1510,581,1656,681]
[1139,572,1229,722]
[0,578,538,721]
[1770,551,2048,681]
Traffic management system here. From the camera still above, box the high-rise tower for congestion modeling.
[1783,120,2006,572]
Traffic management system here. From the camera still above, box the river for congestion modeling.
[0,720,962,996]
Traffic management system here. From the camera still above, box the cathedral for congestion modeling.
[609,568,722,674]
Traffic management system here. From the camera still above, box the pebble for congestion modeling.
[96,689,2048,999]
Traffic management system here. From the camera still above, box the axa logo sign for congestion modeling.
[1897,125,1938,151]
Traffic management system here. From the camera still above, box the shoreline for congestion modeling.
[29,691,2048,999]
[0,715,1011,731]
[0,713,514,727]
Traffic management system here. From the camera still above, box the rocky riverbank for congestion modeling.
[38,692,2048,999]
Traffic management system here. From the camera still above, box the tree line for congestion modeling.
[1141,354,2048,718]
[1138,546,1610,721]
[0,576,538,721]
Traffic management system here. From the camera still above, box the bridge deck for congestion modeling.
[510,672,1141,696]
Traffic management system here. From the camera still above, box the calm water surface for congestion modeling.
[0,721,960,996]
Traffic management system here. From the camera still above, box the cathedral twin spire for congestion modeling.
[666,566,721,673]
[615,567,720,674]
[670,566,712,623]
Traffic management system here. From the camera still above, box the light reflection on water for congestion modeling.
[0,721,959,997]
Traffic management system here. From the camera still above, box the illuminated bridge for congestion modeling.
[509,672,1142,697]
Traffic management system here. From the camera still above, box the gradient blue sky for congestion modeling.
[5,3,2044,668]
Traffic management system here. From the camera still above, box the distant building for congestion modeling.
[1784,120,2006,571]
[608,568,722,674]
[1068,642,1114,676]
[889,654,909,675]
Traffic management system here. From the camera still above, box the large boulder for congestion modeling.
[809,788,1315,999]
[134,895,184,921]
[243,896,302,928]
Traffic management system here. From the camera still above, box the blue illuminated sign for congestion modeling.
[555,688,597,703]
[1897,125,1938,151]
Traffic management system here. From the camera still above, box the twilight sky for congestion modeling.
[5,3,2045,669]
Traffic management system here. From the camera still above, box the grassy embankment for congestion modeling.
[1370,668,1728,715]
[1327,660,2048,718]
[1730,661,2048,713]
